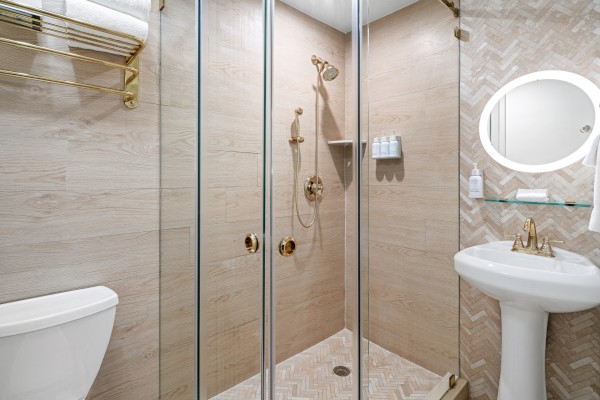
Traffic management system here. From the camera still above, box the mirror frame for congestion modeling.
[479,70,600,173]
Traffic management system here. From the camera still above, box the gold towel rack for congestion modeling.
[0,0,145,108]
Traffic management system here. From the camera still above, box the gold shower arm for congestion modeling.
[0,0,145,108]
[437,0,459,17]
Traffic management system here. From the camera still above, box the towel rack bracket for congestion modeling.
[124,54,140,109]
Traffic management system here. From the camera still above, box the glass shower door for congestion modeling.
[198,0,267,399]
[270,0,359,397]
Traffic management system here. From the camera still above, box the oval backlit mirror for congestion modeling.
[479,70,600,173]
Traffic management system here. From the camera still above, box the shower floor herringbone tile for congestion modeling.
[210,329,441,400]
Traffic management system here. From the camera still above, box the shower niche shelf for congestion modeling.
[0,0,145,108]
[484,198,591,208]
[327,139,367,145]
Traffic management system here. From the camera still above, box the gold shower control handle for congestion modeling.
[279,236,297,257]
[245,233,259,254]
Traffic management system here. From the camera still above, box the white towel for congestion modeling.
[583,134,600,232]
[8,0,43,10]
[88,0,150,22]
[65,0,148,56]
[515,189,548,202]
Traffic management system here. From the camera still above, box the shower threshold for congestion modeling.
[210,329,441,400]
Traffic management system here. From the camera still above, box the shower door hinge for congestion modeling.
[454,26,462,40]
[159,0,165,11]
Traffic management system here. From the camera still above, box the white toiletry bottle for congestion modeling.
[372,137,381,159]
[469,163,484,198]
[389,133,401,158]
[380,136,390,158]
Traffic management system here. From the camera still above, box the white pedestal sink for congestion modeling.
[454,241,600,400]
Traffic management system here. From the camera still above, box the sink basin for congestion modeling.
[455,240,600,312]
[454,241,600,400]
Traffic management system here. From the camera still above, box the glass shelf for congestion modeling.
[327,139,367,145]
[484,198,591,208]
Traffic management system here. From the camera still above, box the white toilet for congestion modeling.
[0,286,119,400]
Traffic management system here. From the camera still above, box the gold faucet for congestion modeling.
[508,217,563,257]
[523,218,538,251]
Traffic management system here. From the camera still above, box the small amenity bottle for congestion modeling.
[380,136,390,158]
[372,137,381,159]
[469,163,484,198]
[389,133,401,158]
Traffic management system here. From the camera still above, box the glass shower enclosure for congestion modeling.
[192,0,460,398]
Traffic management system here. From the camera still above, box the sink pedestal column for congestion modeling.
[498,304,548,400]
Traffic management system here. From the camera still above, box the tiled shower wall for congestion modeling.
[459,1,600,398]
[0,1,162,399]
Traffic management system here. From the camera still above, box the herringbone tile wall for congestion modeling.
[459,1,600,398]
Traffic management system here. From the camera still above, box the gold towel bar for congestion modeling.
[0,0,145,108]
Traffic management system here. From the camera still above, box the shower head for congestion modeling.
[311,55,339,81]
[322,64,339,81]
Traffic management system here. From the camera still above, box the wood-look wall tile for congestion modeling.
[206,319,263,398]
[205,150,259,188]
[67,141,159,190]
[126,102,161,146]
[369,185,458,222]
[0,136,67,191]
[161,188,195,230]
[205,255,263,335]
[160,343,196,400]
[0,230,159,302]
[161,270,195,353]
[161,227,191,269]
[0,189,159,247]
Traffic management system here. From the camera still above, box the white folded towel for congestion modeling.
[583,134,600,232]
[8,0,43,10]
[515,189,548,202]
[88,0,150,22]
[65,0,148,56]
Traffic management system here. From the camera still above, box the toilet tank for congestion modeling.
[0,286,119,400]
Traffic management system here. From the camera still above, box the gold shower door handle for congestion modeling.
[245,233,259,254]
[279,236,297,257]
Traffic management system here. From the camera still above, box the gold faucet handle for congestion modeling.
[539,237,564,257]
[505,234,525,251]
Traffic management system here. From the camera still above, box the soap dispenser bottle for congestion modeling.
[469,163,484,198]
[389,132,401,158]
[372,137,381,159]
[380,136,390,158]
